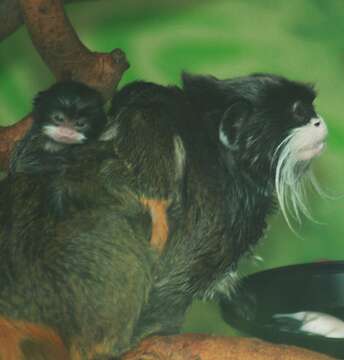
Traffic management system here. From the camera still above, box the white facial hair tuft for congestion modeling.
[273,127,325,231]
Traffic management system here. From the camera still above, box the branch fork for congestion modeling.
[0,0,129,169]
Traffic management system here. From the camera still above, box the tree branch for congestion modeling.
[0,0,128,170]
[19,0,129,98]
[122,334,334,360]
[0,0,92,41]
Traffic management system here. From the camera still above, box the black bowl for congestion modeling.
[220,261,344,358]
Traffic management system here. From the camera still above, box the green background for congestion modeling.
[0,0,343,337]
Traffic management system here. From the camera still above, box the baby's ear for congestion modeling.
[219,100,252,150]
[181,72,224,108]
[181,72,219,90]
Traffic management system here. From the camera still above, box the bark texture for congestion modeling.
[0,0,91,41]
[122,334,335,360]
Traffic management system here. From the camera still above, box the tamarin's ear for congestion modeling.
[182,72,224,108]
[181,71,219,89]
[219,100,252,150]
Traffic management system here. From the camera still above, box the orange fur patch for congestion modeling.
[141,198,169,253]
[69,339,83,360]
[87,341,113,358]
[0,317,69,360]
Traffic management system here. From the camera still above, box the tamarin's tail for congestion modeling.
[0,317,70,360]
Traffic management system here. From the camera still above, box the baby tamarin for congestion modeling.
[10,81,107,174]
[9,81,109,217]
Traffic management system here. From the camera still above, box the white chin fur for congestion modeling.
[297,142,326,161]
[274,115,327,230]
[43,125,86,144]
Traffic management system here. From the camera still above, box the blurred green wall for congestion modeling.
[0,0,343,336]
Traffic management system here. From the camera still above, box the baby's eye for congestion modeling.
[51,113,65,125]
[75,119,87,128]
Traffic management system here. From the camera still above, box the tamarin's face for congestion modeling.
[214,75,327,166]
[183,73,328,227]
[33,81,107,145]
[220,74,327,227]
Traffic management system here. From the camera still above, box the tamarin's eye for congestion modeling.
[75,119,87,128]
[52,113,65,125]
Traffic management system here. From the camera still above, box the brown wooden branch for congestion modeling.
[18,0,129,98]
[0,0,128,170]
[0,0,93,41]
[122,334,335,360]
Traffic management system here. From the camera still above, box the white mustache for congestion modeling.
[273,128,325,231]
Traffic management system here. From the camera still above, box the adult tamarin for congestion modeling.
[107,73,327,340]
[0,73,327,359]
